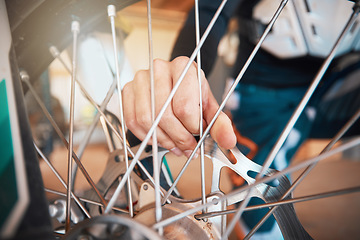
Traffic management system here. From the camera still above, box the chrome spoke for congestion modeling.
[65,20,79,232]
[194,0,207,215]
[100,116,116,152]
[106,5,133,217]
[145,0,162,231]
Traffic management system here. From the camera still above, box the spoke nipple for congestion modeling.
[71,20,80,33]
[19,70,29,82]
[107,5,116,18]
[49,45,60,58]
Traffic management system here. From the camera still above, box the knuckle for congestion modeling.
[153,58,168,75]
[159,111,172,125]
[174,101,193,119]
[175,134,194,148]
[172,56,190,68]
[122,86,129,100]
[153,58,166,66]
[122,82,130,92]
[200,68,206,80]
[136,114,152,128]
[125,118,137,131]
[134,70,148,82]
[122,84,133,100]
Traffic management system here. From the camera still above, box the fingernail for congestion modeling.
[184,150,198,159]
[170,147,183,157]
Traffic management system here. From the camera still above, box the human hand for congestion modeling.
[122,56,236,157]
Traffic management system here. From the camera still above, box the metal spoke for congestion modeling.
[107,5,133,216]
[100,116,116,152]
[65,20,79,232]
[145,0,162,231]
[194,0,207,215]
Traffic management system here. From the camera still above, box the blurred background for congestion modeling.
[23,1,360,239]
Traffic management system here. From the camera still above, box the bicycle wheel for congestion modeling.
[5,0,360,239]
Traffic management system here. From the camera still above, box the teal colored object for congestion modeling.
[163,156,174,182]
[0,79,18,230]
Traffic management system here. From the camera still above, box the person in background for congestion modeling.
[123,0,360,238]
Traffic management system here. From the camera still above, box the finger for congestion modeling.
[123,81,148,142]
[171,57,202,134]
[203,83,236,150]
[153,59,198,156]
[124,71,176,150]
